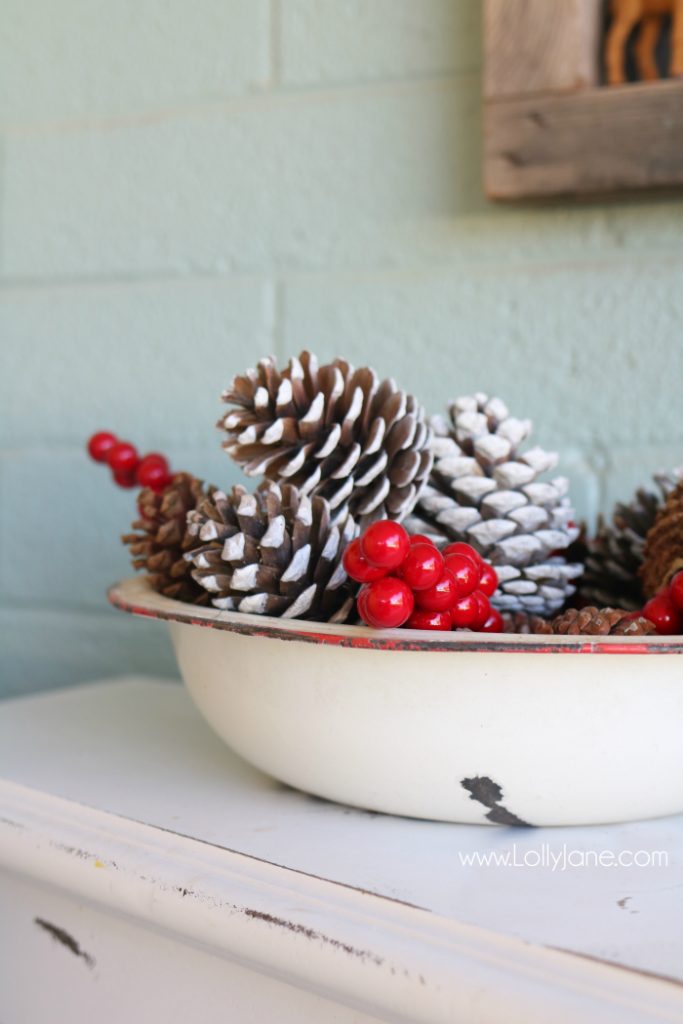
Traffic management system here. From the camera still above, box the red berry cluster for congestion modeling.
[87,431,172,494]
[342,521,502,632]
[642,571,683,635]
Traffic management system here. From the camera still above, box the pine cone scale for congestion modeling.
[390,449,420,487]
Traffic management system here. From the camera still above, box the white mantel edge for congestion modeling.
[0,779,681,1024]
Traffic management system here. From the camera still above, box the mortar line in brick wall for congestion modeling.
[0,438,224,455]
[272,66,481,97]
[4,247,683,295]
[269,278,286,363]
[0,269,272,293]
[0,74,473,139]
[273,251,683,279]
[269,0,282,89]
[0,135,5,279]
[0,597,130,619]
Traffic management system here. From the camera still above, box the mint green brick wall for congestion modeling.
[2,0,683,697]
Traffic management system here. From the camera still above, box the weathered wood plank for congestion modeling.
[484,0,601,99]
[485,79,683,199]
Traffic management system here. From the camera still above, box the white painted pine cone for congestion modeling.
[409,393,582,617]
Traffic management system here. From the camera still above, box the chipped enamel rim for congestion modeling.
[108,577,683,654]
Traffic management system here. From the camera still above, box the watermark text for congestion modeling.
[458,844,668,871]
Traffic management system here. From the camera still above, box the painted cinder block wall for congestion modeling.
[2,1,683,698]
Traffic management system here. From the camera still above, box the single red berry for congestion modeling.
[444,553,481,597]
[450,593,479,629]
[362,577,414,628]
[481,608,504,633]
[360,520,410,570]
[414,569,459,612]
[669,571,683,613]
[137,460,171,494]
[398,543,444,590]
[137,452,170,485]
[443,542,484,566]
[107,441,139,475]
[405,609,452,631]
[643,592,682,635]
[113,466,138,489]
[139,452,168,469]
[470,591,492,631]
[408,533,435,547]
[343,538,387,583]
[477,562,499,597]
[137,452,169,483]
[87,431,117,463]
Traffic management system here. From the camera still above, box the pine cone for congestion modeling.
[501,611,551,634]
[641,481,683,597]
[186,481,358,621]
[540,606,656,637]
[580,471,682,610]
[122,473,209,604]
[405,393,582,616]
[218,352,432,527]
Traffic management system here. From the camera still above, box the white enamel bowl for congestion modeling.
[110,577,683,827]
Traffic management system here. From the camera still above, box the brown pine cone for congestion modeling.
[543,606,655,636]
[581,470,682,609]
[501,611,551,634]
[123,473,209,605]
[641,482,683,597]
[186,480,358,621]
[503,607,655,636]
[218,351,432,527]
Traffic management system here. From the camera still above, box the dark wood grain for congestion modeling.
[485,79,683,199]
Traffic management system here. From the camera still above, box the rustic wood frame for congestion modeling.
[484,0,683,200]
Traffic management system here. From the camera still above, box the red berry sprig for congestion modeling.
[642,570,683,635]
[342,521,501,633]
[87,431,173,495]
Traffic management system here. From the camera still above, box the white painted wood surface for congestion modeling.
[1,677,683,1023]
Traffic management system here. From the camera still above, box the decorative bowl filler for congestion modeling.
[93,350,683,829]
